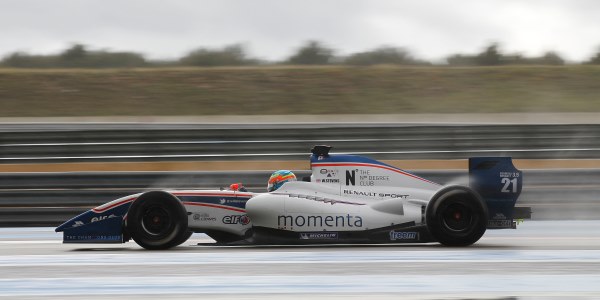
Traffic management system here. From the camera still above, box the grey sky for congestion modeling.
[1,0,599,62]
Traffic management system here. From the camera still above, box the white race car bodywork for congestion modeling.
[248,182,429,233]
[247,153,440,234]
[56,145,526,248]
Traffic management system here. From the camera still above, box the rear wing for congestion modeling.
[469,157,529,229]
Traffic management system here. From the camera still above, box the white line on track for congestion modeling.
[1,249,600,267]
[0,240,60,244]
[1,275,599,297]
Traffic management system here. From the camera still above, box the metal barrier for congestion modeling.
[1,123,600,162]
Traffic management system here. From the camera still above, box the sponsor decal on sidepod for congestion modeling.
[300,232,339,240]
[222,215,250,225]
[389,230,418,241]
[90,214,117,223]
[278,214,363,228]
[193,213,217,221]
[219,198,248,205]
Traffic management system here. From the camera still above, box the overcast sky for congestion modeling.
[2,0,599,62]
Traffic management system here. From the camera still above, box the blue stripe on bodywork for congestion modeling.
[311,153,393,166]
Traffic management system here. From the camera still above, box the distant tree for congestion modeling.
[286,41,334,65]
[585,48,600,64]
[89,51,146,67]
[58,44,146,68]
[1,52,57,68]
[60,44,87,61]
[476,43,503,66]
[1,44,146,68]
[447,43,504,66]
[447,44,565,66]
[501,51,564,65]
[344,46,428,65]
[501,53,526,65]
[58,44,88,67]
[180,44,253,66]
[538,51,564,65]
[446,54,477,66]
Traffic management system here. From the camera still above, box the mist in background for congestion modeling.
[2,0,600,63]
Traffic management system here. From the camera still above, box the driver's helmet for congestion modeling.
[267,170,296,192]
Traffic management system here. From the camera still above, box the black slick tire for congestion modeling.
[127,191,189,250]
[426,186,488,246]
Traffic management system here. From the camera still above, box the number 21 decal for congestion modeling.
[501,178,518,193]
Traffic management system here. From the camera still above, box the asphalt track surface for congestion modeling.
[1,221,600,299]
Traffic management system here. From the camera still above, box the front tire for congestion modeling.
[426,186,488,246]
[127,191,189,250]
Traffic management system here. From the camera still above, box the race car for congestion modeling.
[56,145,527,249]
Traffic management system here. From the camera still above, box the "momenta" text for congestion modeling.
[278,214,363,228]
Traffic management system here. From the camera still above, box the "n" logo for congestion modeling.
[345,170,355,186]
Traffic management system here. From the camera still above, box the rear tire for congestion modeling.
[127,191,189,250]
[426,186,488,246]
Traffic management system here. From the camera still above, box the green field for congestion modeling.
[0,65,599,117]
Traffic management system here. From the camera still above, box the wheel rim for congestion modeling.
[441,202,473,232]
[140,205,172,236]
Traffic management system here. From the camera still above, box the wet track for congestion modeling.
[1,221,600,299]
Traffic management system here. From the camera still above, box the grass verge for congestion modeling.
[1,65,600,117]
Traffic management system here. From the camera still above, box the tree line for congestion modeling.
[2,41,600,68]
